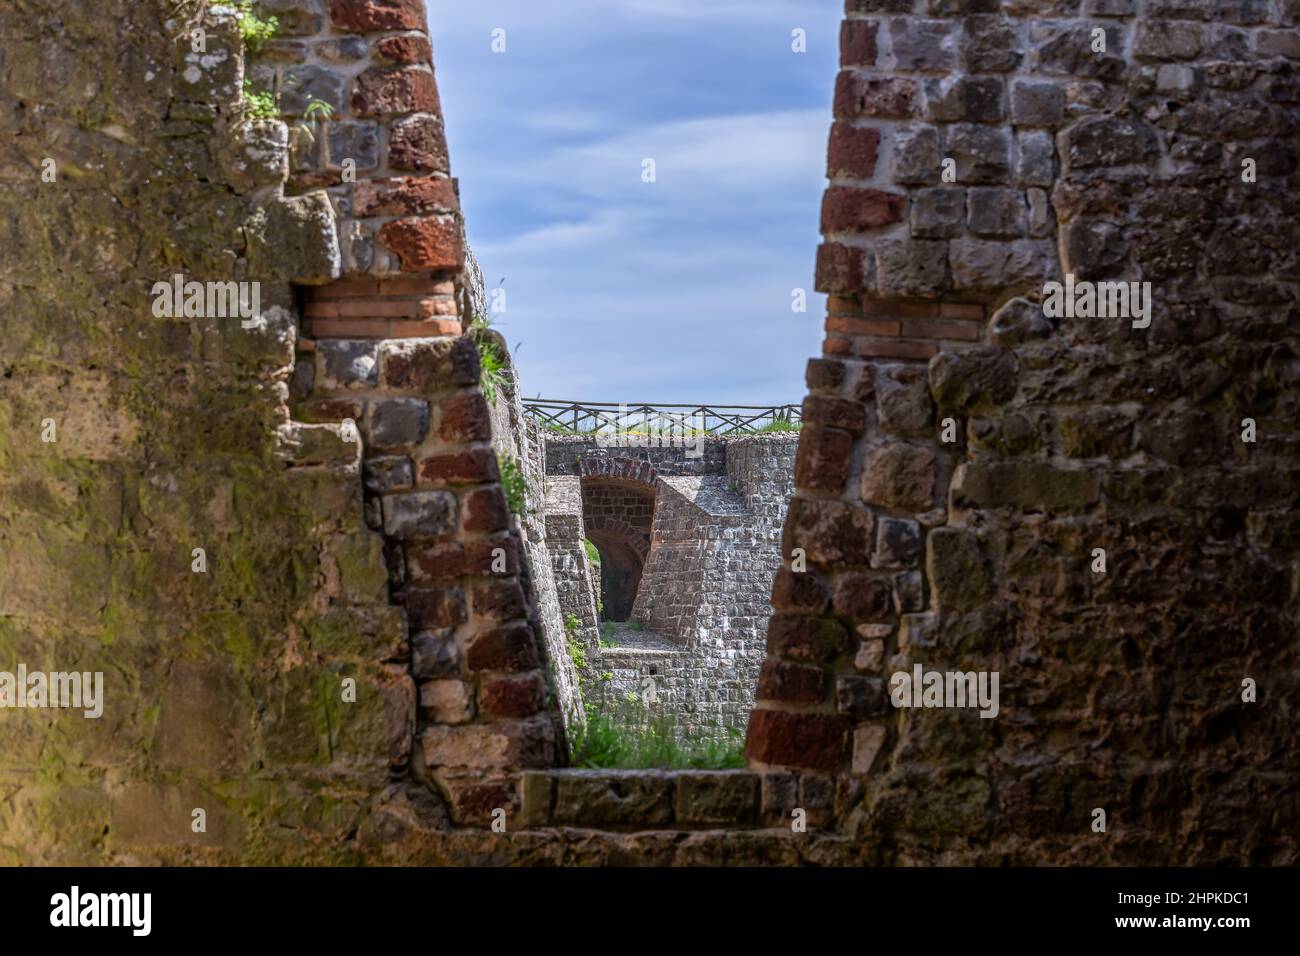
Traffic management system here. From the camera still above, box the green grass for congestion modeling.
[753,419,801,433]
[233,1,279,52]
[569,698,746,770]
[497,453,527,517]
[469,314,507,403]
[241,81,277,119]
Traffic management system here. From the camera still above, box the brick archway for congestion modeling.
[579,465,657,621]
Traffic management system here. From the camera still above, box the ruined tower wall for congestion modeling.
[745,0,1300,864]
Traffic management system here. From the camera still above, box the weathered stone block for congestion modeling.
[388,113,450,172]
[873,516,923,569]
[382,490,457,540]
[874,239,950,297]
[890,18,956,71]
[876,365,936,435]
[767,614,853,664]
[926,526,994,610]
[745,709,849,773]
[925,75,1005,123]
[831,572,894,622]
[367,398,429,449]
[960,15,1021,72]
[952,461,1102,511]
[675,772,760,825]
[552,771,674,825]
[944,123,1011,183]
[910,187,965,239]
[947,237,1055,291]
[893,125,941,184]
[783,497,874,565]
[929,347,1020,412]
[860,443,937,512]
[421,717,554,770]
[757,659,827,703]
[280,65,347,116]
[967,187,1028,238]
[836,676,889,718]
[419,679,475,724]
[1010,81,1065,127]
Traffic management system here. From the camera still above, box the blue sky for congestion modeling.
[426,0,839,404]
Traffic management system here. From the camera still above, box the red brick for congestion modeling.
[303,300,341,317]
[855,338,939,361]
[389,318,461,337]
[438,773,520,827]
[329,0,426,33]
[465,622,539,673]
[418,448,499,486]
[333,298,421,317]
[831,572,894,622]
[389,114,449,172]
[834,71,918,119]
[814,242,864,293]
[826,315,900,337]
[784,497,874,565]
[757,660,827,705]
[827,122,880,180]
[298,397,364,422]
[795,426,854,492]
[861,299,938,317]
[407,537,517,582]
[771,567,831,614]
[826,295,861,315]
[419,297,458,317]
[375,33,432,64]
[462,487,510,533]
[940,302,985,320]
[821,186,906,232]
[437,392,491,443]
[353,176,459,216]
[802,395,866,433]
[314,279,380,299]
[840,20,879,67]
[310,318,387,338]
[823,335,853,357]
[352,66,440,116]
[471,579,528,622]
[380,277,445,295]
[745,709,850,773]
[806,357,846,393]
[406,586,468,631]
[905,318,981,341]
[378,217,463,271]
[766,613,852,664]
[480,672,547,718]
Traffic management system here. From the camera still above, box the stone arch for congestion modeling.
[578,463,657,621]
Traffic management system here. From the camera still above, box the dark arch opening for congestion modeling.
[579,476,655,622]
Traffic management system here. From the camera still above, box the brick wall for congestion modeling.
[746,0,1300,864]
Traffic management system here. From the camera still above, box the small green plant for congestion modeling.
[569,697,746,770]
[566,639,587,672]
[469,313,508,403]
[600,671,613,682]
[233,1,279,53]
[600,621,615,639]
[498,453,527,517]
[297,97,334,145]
[564,612,581,637]
[241,81,277,119]
[627,620,644,632]
[756,418,801,433]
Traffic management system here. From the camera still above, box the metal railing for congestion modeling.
[522,400,802,436]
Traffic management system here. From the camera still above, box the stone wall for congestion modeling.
[574,436,798,736]
[3,0,1295,867]
[746,0,1300,864]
